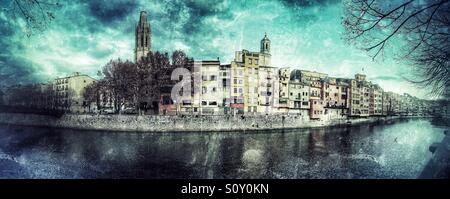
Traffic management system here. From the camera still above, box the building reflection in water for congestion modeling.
[0,118,446,179]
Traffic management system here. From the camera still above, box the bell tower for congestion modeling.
[135,11,151,63]
[260,32,271,55]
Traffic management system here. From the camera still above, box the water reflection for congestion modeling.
[0,118,446,179]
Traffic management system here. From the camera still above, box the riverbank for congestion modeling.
[419,129,450,179]
[0,112,431,132]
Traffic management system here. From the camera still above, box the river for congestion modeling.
[0,118,447,179]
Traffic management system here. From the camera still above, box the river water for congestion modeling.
[0,118,447,179]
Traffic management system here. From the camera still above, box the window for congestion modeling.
[210,75,217,81]
[239,88,243,93]
[234,88,238,93]
[209,101,217,106]
[234,79,237,84]
[202,87,207,94]
[255,59,259,65]
[249,59,252,64]
[212,87,217,92]
[202,101,207,106]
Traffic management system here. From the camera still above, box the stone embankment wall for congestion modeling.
[0,113,408,132]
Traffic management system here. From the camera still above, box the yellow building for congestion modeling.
[53,72,96,113]
[230,34,275,115]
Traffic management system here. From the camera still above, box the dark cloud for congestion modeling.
[158,0,229,35]
[0,14,38,86]
[279,0,340,7]
[278,0,341,24]
[0,55,40,86]
[87,0,138,24]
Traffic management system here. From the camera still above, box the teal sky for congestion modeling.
[0,0,429,99]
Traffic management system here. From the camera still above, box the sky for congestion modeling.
[0,0,430,99]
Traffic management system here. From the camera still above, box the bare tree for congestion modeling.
[83,82,103,113]
[343,0,450,97]
[97,50,191,115]
[101,59,136,112]
[3,0,61,36]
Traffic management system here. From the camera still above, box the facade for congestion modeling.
[277,67,290,113]
[258,66,278,114]
[369,84,383,115]
[220,64,232,114]
[382,91,391,115]
[199,60,221,115]
[289,70,310,114]
[336,78,350,109]
[295,70,327,119]
[176,60,224,115]
[229,34,274,115]
[230,57,245,114]
[53,72,97,113]
[135,11,151,63]
[322,77,340,108]
[349,74,370,117]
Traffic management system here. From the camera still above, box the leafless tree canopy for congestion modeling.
[3,0,61,36]
[343,0,450,97]
[83,50,192,114]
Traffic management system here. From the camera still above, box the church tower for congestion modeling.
[259,33,271,66]
[260,32,271,55]
[135,11,151,63]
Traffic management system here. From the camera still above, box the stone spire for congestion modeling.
[135,11,151,63]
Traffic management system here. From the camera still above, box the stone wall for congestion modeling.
[0,112,403,132]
